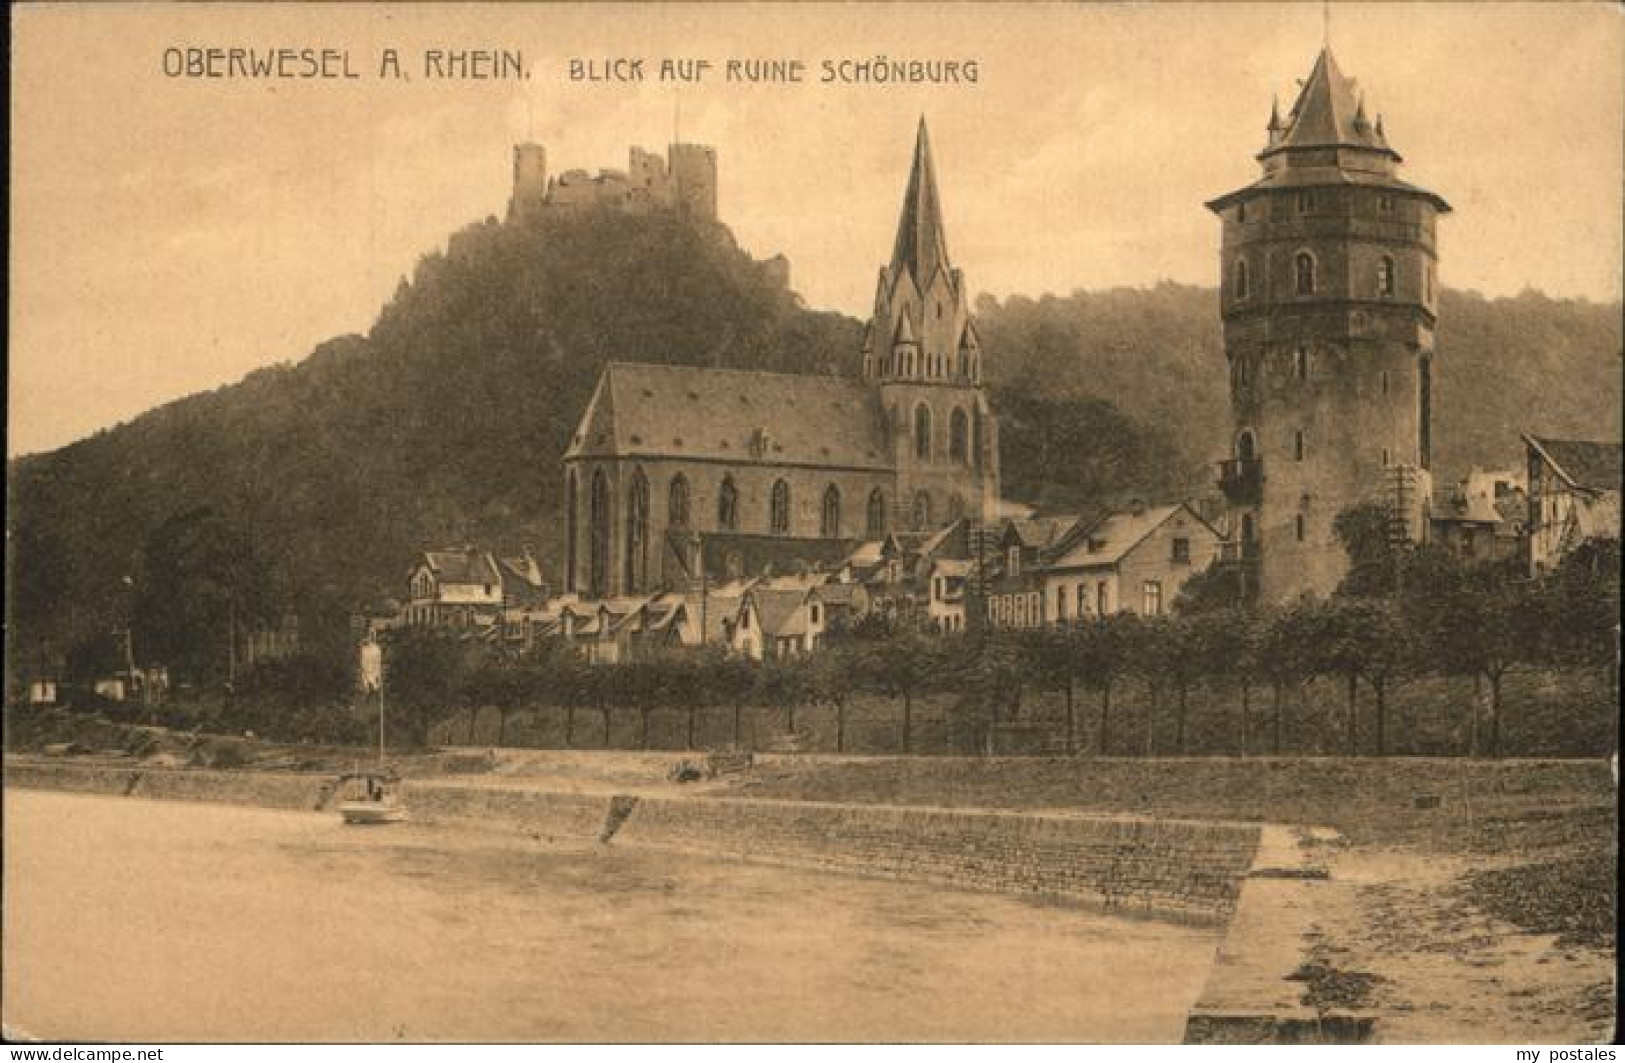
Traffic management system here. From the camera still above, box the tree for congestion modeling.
[1416,570,1552,758]
[132,507,276,688]
[1076,613,1137,756]
[1249,605,1314,756]
[853,629,940,754]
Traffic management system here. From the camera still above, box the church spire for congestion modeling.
[890,117,953,289]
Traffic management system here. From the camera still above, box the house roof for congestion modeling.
[417,549,500,586]
[1049,503,1211,569]
[564,361,889,470]
[746,588,813,638]
[1526,436,1623,494]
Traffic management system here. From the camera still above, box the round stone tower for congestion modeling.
[1207,48,1450,602]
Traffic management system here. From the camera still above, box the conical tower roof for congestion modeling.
[1268,48,1396,158]
[890,117,954,288]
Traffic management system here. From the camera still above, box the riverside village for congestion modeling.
[6,13,1620,1049]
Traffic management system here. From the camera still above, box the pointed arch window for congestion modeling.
[1295,251,1316,295]
[625,468,649,593]
[911,491,933,531]
[565,469,579,593]
[668,474,691,529]
[1234,258,1250,300]
[770,479,791,535]
[949,407,969,463]
[1377,255,1395,297]
[914,403,932,461]
[718,476,739,531]
[589,470,610,598]
[866,488,887,537]
[821,485,841,538]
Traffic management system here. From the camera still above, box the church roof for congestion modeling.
[889,118,954,293]
[565,361,890,469]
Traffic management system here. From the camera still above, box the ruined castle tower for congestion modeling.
[863,118,1000,528]
[509,142,548,221]
[1207,48,1450,601]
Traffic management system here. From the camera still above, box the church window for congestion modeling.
[1234,258,1249,300]
[625,468,649,594]
[1295,514,1307,542]
[936,301,943,320]
[1297,190,1317,213]
[718,476,739,531]
[949,408,969,463]
[668,474,691,528]
[566,470,579,593]
[947,493,966,522]
[589,470,610,598]
[1382,447,1391,467]
[914,403,932,461]
[912,491,933,531]
[1295,252,1316,295]
[1293,430,1306,462]
[1378,255,1395,297]
[770,479,791,535]
[972,407,984,468]
[867,489,886,537]
[821,485,841,538]
[1381,370,1390,396]
[1294,345,1309,381]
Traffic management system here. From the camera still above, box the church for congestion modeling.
[561,120,1001,599]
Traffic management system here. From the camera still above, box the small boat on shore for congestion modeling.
[337,770,408,825]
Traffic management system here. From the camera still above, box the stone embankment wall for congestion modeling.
[617,797,1258,922]
[7,759,1259,921]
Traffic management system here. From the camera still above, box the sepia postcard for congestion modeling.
[5,1,1621,1048]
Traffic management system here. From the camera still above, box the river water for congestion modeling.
[4,789,1220,1042]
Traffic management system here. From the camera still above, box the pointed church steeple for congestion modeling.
[889,117,953,291]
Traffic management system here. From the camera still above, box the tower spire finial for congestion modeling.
[1323,0,1332,49]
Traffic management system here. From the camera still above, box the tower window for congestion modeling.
[1382,447,1391,467]
[1237,202,1248,223]
[668,474,691,528]
[912,491,933,531]
[867,489,886,537]
[770,479,791,535]
[1294,345,1309,381]
[1381,370,1390,396]
[914,403,932,461]
[1297,190,1318,213]
[1234,258,1250,300]
[949,407,969,463]
[1378,256,1396,297]
[1295,514,1306,542]
[1295,252,1316,295]
[1379,193,1395,213]
[1293,430,1306,461]
[718,476,739,531]
[821,484,841,538]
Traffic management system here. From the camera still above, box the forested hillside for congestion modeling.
[8,201,1620,676]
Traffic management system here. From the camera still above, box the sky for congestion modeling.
[10,2,1623,457]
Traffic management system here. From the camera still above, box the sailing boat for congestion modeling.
[338,636,408,825]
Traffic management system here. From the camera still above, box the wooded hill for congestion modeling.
[7,203,1620,672]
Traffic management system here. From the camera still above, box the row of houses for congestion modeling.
[373,498,1230,663]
